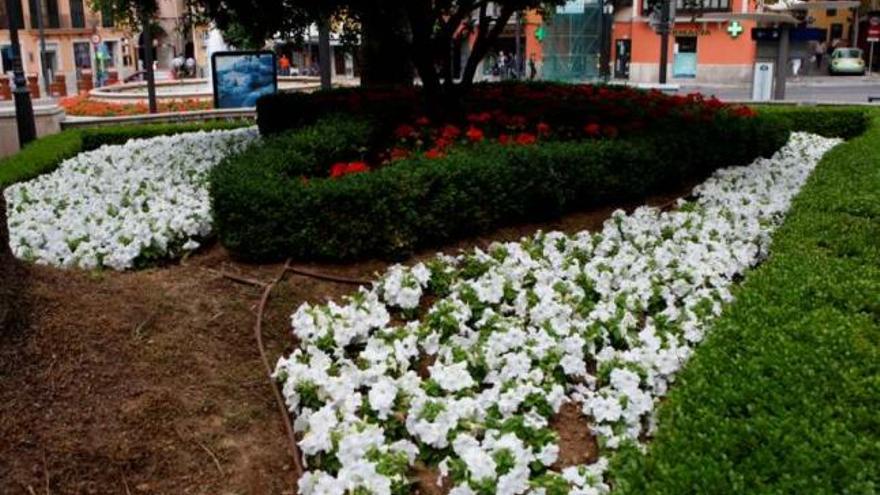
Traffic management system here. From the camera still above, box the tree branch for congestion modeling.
[460,4,516,87]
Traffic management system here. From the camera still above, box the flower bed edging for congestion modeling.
[274,133,841,494]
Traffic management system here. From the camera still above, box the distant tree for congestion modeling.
[90,0,160,112]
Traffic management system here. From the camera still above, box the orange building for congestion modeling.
[612,0,758,83]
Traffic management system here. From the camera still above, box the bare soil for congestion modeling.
[0,191,684,494]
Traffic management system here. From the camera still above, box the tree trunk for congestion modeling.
[318,18,332,90]
[460,6,516,88]
[142,14,158,113]
[359,0,413,87]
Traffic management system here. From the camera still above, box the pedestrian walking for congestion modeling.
[529,54,538,80]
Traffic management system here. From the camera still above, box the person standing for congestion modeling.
[279,54,291,76]
[529,54,538,80]
[814,41,826,71]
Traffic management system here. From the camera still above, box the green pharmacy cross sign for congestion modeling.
[535,25,546,42]
[727,20,744,38]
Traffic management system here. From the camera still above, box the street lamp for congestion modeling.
[5,0,37,147]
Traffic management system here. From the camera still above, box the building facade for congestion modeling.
[0,0,137,94]
[612,0,758,83]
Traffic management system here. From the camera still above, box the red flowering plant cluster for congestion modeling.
[307,83,758,180]
[382,110,557,163]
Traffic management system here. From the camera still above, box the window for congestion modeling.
[28,0,60,29]
[826,8,837,16]
[0,0,25,29]
[1,45,15,73]
[73,42,91,70]
[70,0,85,28]
[103,41,117,68]
[101,6,115,28]
[830,23,844,41]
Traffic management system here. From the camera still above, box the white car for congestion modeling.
[829,47,866,75]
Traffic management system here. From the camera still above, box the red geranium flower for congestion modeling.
[330,162,348,178]
[390,147,410,160]
[466,126,484,142]
[515,132,537,145]
[536,122,551,136]
[425,148,445,159]
[441,124,461,140]
[467,112,492,124]
[498,133,512,145]
[345,161,370,174]
[330,161,370,178]
[584,123,601,137]
[434,137,452,149]
[394,124,416,140]
[415,116,431,126]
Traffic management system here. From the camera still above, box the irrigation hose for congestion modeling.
[254,259,305,480]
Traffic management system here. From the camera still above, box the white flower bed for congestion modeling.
[275,133,840,495]
[4,128,257,270]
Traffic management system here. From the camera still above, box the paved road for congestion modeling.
[680,75,880,104]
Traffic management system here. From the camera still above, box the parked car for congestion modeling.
[829,47,865,75]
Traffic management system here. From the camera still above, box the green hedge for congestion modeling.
[611,115,880,494]
[756,105,869,140]
[0,120,249,189]
[212,113,787,261]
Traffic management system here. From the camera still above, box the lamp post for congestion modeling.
[658,0,672,83]
[5,0,37,147]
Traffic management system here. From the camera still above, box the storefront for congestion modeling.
[612,0,758,83]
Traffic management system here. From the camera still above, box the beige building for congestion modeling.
[0,0,203,95]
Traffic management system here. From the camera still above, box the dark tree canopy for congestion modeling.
[194,0,567,93]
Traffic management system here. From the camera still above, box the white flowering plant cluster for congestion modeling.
[274,132,839,495]
[4,128,258,270]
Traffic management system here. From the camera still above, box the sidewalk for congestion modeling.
[679,73,880,89]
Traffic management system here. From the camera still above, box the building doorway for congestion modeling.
[614,39,631,79]
[673,36,697,78]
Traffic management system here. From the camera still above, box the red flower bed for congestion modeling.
[60,95,212,117]
[281,83,758,180]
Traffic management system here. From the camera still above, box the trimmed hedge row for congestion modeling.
[757,105,870,140]
[211,112,787,261]
[0,120,249,189]
[610,114,880,494]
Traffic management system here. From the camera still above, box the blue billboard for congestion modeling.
[211,51,277,109]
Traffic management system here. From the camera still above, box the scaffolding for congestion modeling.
[541,0,603,81]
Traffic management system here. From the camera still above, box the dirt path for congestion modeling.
[0,191,685,494]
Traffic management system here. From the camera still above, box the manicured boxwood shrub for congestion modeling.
[609,114,879,494]
[0,120,250,188]
[212,110,787,261]
[757,105,869,139]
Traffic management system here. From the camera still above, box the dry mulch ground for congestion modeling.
[0,193,683,494]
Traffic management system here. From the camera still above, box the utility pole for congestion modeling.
[33,0,51,96]
[318,18,332,90]
[658,0,671,83]
[774,23,790,100]
[5,0,37,147]
[141,11,158,113]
